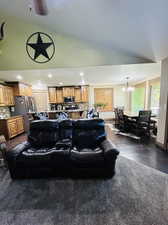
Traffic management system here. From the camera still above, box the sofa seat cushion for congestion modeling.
[16,147,69,168]
[70,147,105,167]
[16,147,61,167]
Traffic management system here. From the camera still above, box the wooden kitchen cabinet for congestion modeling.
[0,116,24,140]
[63,87,75,97]
[6,82,32,97]
[81,86,89,102]
[0,85,14,106]
[56,88,63,103]
[48,85,89,103]
[74,87,81,102]
[48,87,57,103]
[17,117,24,133]
[6,86,15,106]
[8,120,18,138]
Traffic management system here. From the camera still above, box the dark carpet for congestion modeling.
[0,156,167,225]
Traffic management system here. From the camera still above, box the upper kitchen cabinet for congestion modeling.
[56,88,63,103]
[48,87,57,103]
[62,87,75,97]
[6,82,32,97]
[48,85,89,103]
[0,85,15,106]
[74,87,82,102]
[81,86,89,102]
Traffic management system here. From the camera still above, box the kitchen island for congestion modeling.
[48,110,85,119]
[28,109,86,120]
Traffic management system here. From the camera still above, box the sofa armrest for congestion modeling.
[6,141,31,162]
[100,139,119,158]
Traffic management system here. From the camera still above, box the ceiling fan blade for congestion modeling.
[33,0,48,15]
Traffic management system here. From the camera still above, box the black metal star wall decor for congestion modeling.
[26,32,55,63]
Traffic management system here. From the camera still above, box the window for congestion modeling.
[131,83,146,113]
[149,78,160,116]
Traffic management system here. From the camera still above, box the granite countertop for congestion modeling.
[47,110,85,113]
[28,109,85,113]
[0,115,23,120]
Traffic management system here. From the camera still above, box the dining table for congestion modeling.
[124,111,158,125]
[124,111,139,118]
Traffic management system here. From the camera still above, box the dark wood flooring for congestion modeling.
[6,126,168,174]
[106,124,168,174]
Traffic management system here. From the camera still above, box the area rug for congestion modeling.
[0,156,167,225]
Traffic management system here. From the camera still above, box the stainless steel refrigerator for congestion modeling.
[11,96,37,132]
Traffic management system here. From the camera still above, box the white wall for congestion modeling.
[157,57,168,149]
[89,85,126,119]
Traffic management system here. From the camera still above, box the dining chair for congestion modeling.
[114,108,119,128]
[117,108,131,132]
[130,110,152,138]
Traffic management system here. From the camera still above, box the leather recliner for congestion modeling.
[6,119,119,179]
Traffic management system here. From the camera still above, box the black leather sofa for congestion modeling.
[6,119,119,179]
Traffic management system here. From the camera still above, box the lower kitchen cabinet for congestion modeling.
[0,116,24,140]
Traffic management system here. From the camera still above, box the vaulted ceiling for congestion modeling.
[1,0,168,62]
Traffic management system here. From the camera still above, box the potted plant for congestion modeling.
[94,103,107,112]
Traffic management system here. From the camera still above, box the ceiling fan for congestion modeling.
[33,0,48,16]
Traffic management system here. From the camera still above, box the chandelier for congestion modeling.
[122,77,135,92]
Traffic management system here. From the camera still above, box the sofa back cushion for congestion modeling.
[72,119,106,149]
[59,119,73,140]
[28,120,59,148]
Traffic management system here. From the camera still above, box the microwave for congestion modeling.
[64,96,75,103]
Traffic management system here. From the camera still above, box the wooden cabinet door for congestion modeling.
[48,88,57,103]
[17,117,24,133]
[0,86,4,105]
[56,88,63,103]
[6,87,14,106]
[63,87,69,97]
[3,86,8,105]
[63,87,75,97]
[81,86,88,102]
[70,87,75,96]
[74,87,81,102]
[18,83,25,96]
[27,86,32,96]
[0,86,14,106]
[8,119,18,138]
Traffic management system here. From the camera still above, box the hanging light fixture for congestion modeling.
[122,77,135,92]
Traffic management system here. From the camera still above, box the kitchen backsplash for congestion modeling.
[0,107,11,119]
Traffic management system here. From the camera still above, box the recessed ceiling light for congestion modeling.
[16,75,22,80]
[59,82,63,85]
[48,73,53,78]
[80,72,84,76]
